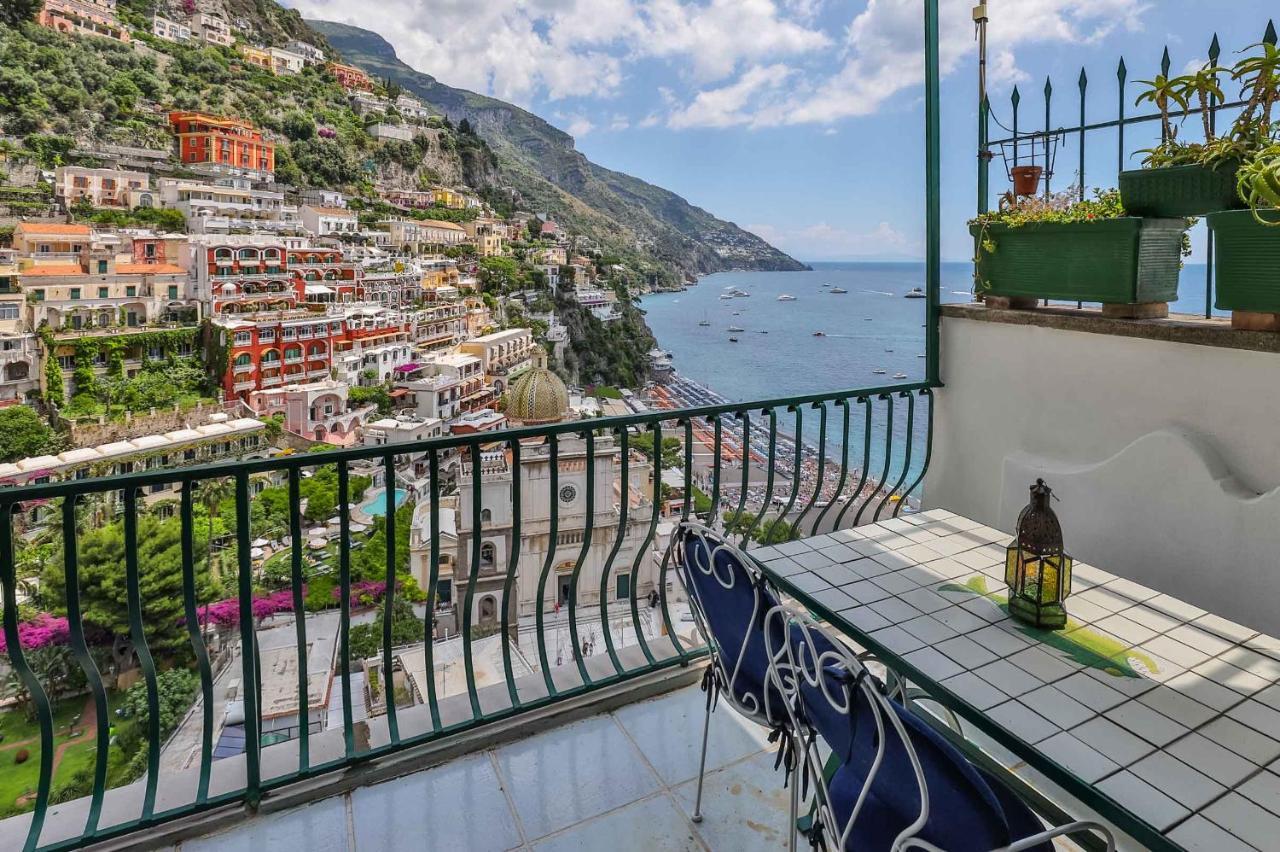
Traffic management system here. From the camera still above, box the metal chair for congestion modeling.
[670,521,802,845]
[764,605,1116,852]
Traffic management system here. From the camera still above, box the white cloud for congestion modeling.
[564,115,596,137]
[667,64,796,129]
[663,0,1148,129]
[286,0,827,107]
[609,114,631,131]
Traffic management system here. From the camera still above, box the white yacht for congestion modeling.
[777,294,797,302]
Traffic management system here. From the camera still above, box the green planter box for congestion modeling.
[1119,162,1243,217]
[1208,209,1280,313]
[971,218,1186,305]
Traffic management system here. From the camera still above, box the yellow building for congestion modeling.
[239,44,275,74]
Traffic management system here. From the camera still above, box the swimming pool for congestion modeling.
[360,488,408,517]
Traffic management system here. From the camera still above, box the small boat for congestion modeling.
[777,294,797,302]
[729,337,740,343]
[830,287,848,294]
[822,283,831,288]
[864,317,874,322]
[728,326,744,332]
[720,294,733,300]
[905,288,926,299]
[917,353,926,358]
[873,369,887,375]
[813,332,826,337]
[885,348,894,353]
[893,372,909,380]
[698,319,711,327]
[757,330,769,334]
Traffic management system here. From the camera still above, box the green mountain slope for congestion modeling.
[308,21,808,280]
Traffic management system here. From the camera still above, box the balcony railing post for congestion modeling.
[500,439,523,705]
[382,454,400,743]
[337,461,355,755]
[179,485,214,804]
[424,450,442,730]
[598,427,628,675]
[567,429,595,684]
[534,435,560,694]
[232,473,260,804]
[924,0,942,387]
[461,448,482,717]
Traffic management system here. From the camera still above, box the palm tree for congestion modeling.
[1136,74,1191,143]
[1232,41,1280,141]
[1178,65,1227,142]
[199,477,233,581]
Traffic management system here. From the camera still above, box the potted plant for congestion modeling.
[1119,65,1246,217]
[1208,144,1280,328]
[971,189,1190,316]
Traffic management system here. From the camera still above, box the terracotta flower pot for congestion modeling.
[1011,165,1043,197]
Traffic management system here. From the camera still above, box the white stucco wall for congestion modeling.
[926,312,1280,635]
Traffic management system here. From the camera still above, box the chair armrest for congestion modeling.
[998,819,1116,852]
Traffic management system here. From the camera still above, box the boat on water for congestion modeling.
[698,318,711,327]
[757,330,769,334]
[917,353,926,358]
[813,332,826,337]
[729,337,740,343]
[720,294,733,300]
[778,294,797,302]
[873,369,887,375]
[728,326,744,332]
[885,348,894,353]
[864,317,874,322]
[830,287,849,294]
[905,288,926,299]
[893,372,909,379]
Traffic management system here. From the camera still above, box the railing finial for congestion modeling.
[1266,20,1277,46]
[1160,46,1171,78]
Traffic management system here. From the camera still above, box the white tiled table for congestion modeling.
[752,509,1280,852]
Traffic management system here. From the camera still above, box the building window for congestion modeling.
[70,288,81,300]
[616,574,631,601]
[98,287,109,299]
[480,542,495,568]
[97,260,108,274]
[168,286,179,300]
[480,508,492,525]
[126,286,137,298]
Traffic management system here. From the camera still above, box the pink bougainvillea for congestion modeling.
[0,613,71,653]
[193,581,392,628]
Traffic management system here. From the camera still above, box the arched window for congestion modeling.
[480,543,495,568]
[480,508,492,525]
[214,248,233,262]
[238,248,260,260]
[261,349,281,364]
[284,345,302,360]
[479,595,497,626]
[235,353,252,366]
[263,248,281,261]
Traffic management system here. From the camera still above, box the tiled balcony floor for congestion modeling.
[181,685,788,851]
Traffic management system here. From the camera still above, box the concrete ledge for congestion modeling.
[941,302,1280,355]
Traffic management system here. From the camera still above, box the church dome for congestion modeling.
[506,361,569,425]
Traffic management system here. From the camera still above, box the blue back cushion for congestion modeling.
[681,532,785,717]
[791,624,1051,852]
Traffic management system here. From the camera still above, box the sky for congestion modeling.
[284,0,1278,263]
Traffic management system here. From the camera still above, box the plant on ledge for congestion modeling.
[1207,143,1280,327]
[1122,41,1280,217]
[970,189,1190,314]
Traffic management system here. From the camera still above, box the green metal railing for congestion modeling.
[979,19,1278,317]
[0,382,935,851]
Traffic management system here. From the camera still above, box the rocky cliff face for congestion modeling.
[308,21,808,280]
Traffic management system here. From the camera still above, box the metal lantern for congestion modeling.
[1005,479,1073,629]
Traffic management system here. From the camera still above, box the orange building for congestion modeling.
[327,62,373,91]
[168,112,276,175]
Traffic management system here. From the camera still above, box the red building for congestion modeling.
[327,62,373,91]
[200,243,299,315]
[220,313,347,400]
[169,111,276,174]
[288,247,361,303]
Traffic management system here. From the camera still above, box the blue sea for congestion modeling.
[640,262,1218,496]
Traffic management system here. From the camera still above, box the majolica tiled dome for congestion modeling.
[506,361,569,425]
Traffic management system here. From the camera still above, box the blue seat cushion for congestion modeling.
[681,532,787,720]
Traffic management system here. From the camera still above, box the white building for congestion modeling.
[269,47,306,75]
[301,189,346,209]
[248,380,374,445]
[55,166,150,208]
[190,12,232,47]
[301,205,359,239]
[395,94,433,122]
[459,328,535,394]
[286,40,326,65]
[364,414,444,448]
[387,219,467,251]
[151,14,190,41]
[368,124,414,142]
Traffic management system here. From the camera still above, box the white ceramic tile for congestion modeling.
[958,595,1007,623]
[1056,672,1127,713]
[867,625,926,656]
[814,542,861,563]
[898,587,951,615]
[902,647,964,682]
[939,671,1009,711]
[843,580,894,605]
[1144,593,1206,622]
[533,794,701,852]
[1193,658,1271,696]
[186,797,351,852]
[968,625,1030,657]
[1096,771,1189,831]
[787,572,832,594]
[987,700,1060,744]
[974,659,1041,698]
[1095,614,1158,646]
[1036,732,1120,783]
[1019,685,1094,729]
[1227,700,1280,741]
[1008,647,1076,683]
[672,752,792,851]
[1168,815,1258,852]
[808,586,859,613]
[1136,686,1218,729]
[935,635,998,670]
[1120,604,1183,634]
[1221,646,1280,681]
[1193,613,1259,645]
[771,540,811,557]
[1238,770,1280,816]
[872,598,922,626]
[843,607,891,633]
[900,614,957,645]
[1201,717,1280,765]
[871,571,918,596]
[613,688,768,786]
[494,714,660,839]
[1166,732,1259,787]
[1072,717,1156,766]
[351,753,523,852]
[931,605,989,635]
[1109,700,1187,747]
[1168,624,1235,658]
[1129,752,1225,811]
[1061,597,1113,626]
[1140,634,1211,669]
[1165,671,1250,713]
[1080,666,1158,699]
[812,562,862,587]
[1203,793,1280,850]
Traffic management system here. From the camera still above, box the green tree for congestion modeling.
[0,0,41,27]
[348,597,423,660]
[0,405,53,463]
[282,110,316,141]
